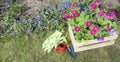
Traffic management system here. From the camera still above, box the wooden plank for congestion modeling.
[75,40,115,52]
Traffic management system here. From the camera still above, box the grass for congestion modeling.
[0,22,120,62]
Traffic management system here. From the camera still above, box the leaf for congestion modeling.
[80,12,86,17]
[85,15,90,21]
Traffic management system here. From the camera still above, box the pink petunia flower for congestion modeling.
[85,21,92,27]
[91,3,97,10]
[94,0,99,3]
[98,11,104,17]
[71,10,79,18]
[67,16,73,19]
[110,11,116,17]
[63,12,68,18]
[105,14,112,20]
[73,12,79,18]
[90,29,96,35]
[106,24,111,31]
[93,26,99,32]
[71,10,77,15]
[74,26,80,32]
[90,26,99,35]
[105,11,116,20]
[72,2,77,7]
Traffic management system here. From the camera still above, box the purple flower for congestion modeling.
[20,18,25,22]
[60,2,71,9]
[20,18,25,25]
[64,2,71,8]
[86,9,90,14]
[105,13,112,20]
[50,20,59,25]
[110,29,117,36]
[79,6,85,12]
[110,11,116,17]
[34,15,41,21]
[105,11,116,20]
[98,36,104,42]
[51,5,58,9]
[31,22,37,27]
[58,6,64,10]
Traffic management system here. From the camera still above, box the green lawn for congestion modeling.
[0,22,120,62]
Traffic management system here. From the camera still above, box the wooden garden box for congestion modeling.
[68,25,118,52]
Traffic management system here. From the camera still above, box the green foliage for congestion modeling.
[37,6,67,32]
[1,2,68,43]
[2,4,29,37]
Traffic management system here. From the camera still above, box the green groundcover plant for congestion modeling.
[2,3,67,37]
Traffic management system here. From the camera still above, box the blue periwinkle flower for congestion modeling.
[110,29,117,36]
[20,18,25,21]
[41,20,45,23]
[54,20,59,23]
[58,2,70,11]
[34,15,41,21]
[42,8,46,12]
[64,2,71,8]
[31,22,36,27]
[50,20,59,25]
[13,19,18,23]
[79,6,85,12]
[97,36,104,42]
[50,21,54,25]
[58,6,64,10]
[86,9,90,14]
[60,1,71,9]
[52,5,58,9]
[20,18,25,25]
